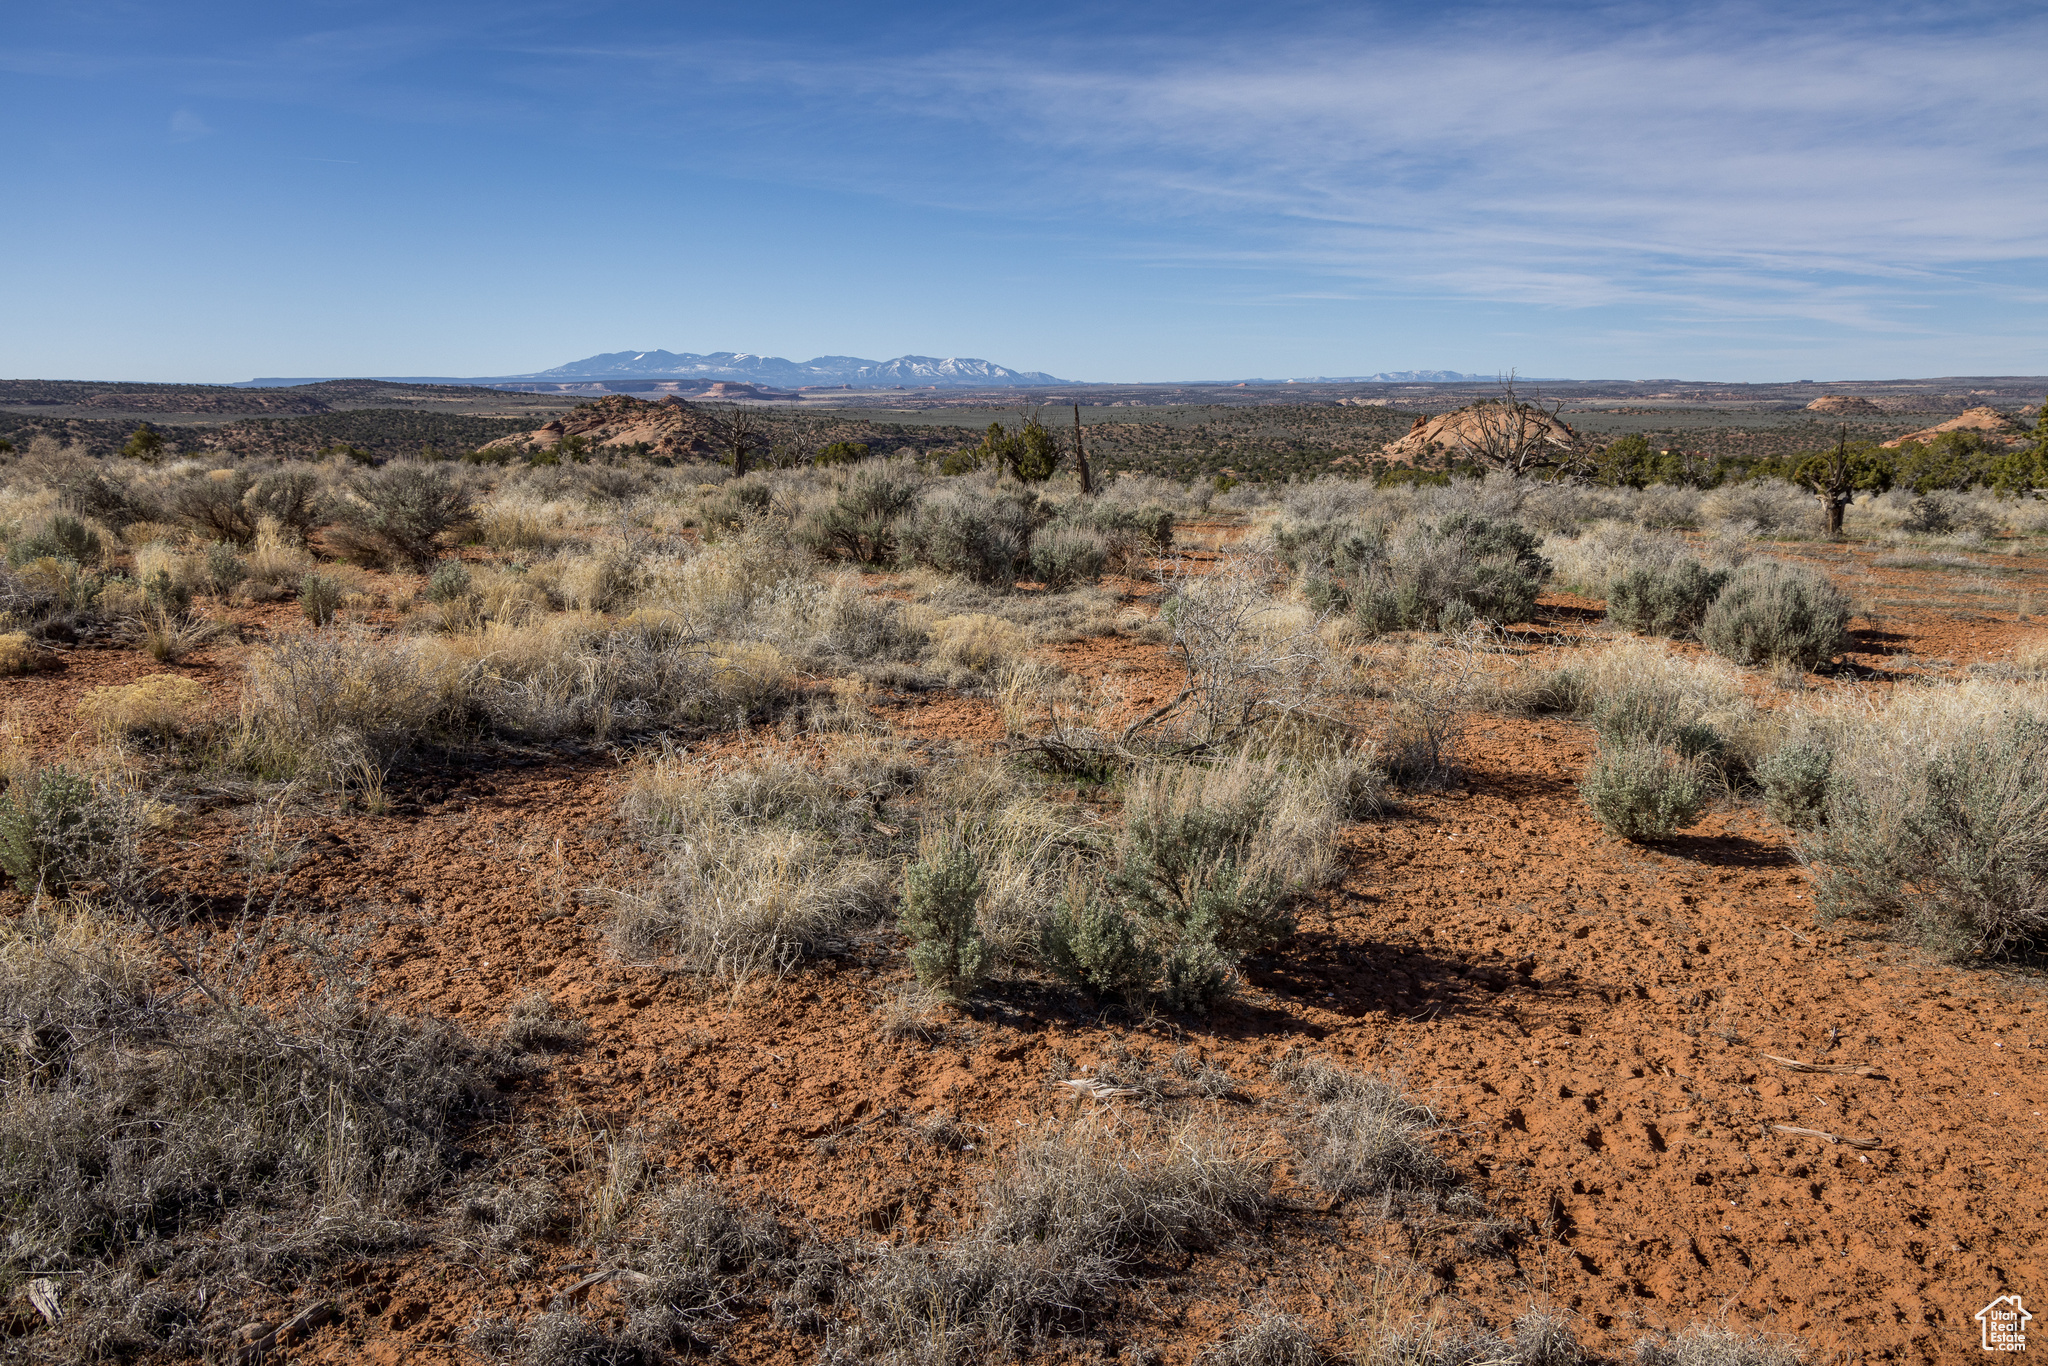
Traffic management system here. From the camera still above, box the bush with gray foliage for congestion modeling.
[1697,561,1850,670]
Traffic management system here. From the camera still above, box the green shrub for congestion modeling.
[0,766,121,896]
[1607,559,1730,638]
[1698,561,1850,670]
[1155,938,1233,1013]
[899,834,990,1001]
[1672,722,1727,762]
[1580,741,1708,841]
[143,567,192,618]
[1277,513,1549,633]
[1809,713,2048,959]
[336,463,475,570]
[1028,524,1109,589]
[815,440,871,466]
[202,541,248,596]
[299,572,344,626]
[1756,741,1832,828]
[1109,786,1293,959]
[425,559,473,603]
[166,470,257,545]
[8,514,103,568]
[801,469,920,564]
[899,487,1035,586]
[1042,889,1156,1001]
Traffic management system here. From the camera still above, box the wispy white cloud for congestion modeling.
[168,108,212,141]
[560,4,2046,336]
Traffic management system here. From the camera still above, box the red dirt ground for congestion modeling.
[5,536,2046,1364]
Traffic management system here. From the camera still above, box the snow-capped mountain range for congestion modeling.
[517,350,1070,388]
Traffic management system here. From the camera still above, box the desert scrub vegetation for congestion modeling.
[608,742,905,982]
[1041,748,1357,1012]
[832,1113,1269,1364]
[1014,553,1340,770]
[1271,1051,1451,1199]
[1697,560,1851,671]
[0,765,134,897]
[0,907,514,1360]
[468,1178,808,1364]
[1606,558,1733,640]
[1790,681,2048,959]
[1276,508,1551,634]
[1580,739,1710,842]
[606,731,1364,1014]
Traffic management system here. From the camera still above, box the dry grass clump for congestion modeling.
[837,1116,1268,1364]
[469,1179,806,1363]
[1541,524,1707,597]
[1794,679,2048,959]
[1356,1315,1585,1366]
[76,674,209,739]
[1527,637,1763,766]
[501,992,589,1052]
[240,628,458,777]
[918,753,1096,969]
[474,486,577,552]
[1201,1312,1321,1366]
[1699,480,1814,538]
[1971,632,2048,681]
[0,630,46,675]
[1633,1324,1803,1366]
[447,615,795,741]
[608,745,897,981]
[241,515,316,597]
[0,910,510,1360]
[1271,1053,1449,1198]
[924,610,1033,681]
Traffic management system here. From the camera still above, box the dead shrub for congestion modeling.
[1375,627,1495,788]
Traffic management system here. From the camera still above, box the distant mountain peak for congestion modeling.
[516,350,1071,388]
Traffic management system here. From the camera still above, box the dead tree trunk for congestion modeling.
[1073,404,1093,494]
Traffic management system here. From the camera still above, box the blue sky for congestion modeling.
[4,1,2044,384]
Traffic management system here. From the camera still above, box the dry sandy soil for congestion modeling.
[3,531,2044,1366]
